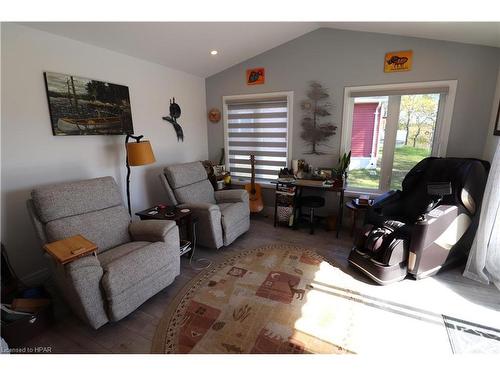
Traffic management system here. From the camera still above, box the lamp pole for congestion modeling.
[125,133,144,216]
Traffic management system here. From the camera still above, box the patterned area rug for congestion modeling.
[152,244,457,354]
[152,244,354,354]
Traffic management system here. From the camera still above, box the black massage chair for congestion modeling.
[348,157,489,285]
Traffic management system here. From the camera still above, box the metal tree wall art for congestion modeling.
[300,81,337,154]
[162,97,184,142]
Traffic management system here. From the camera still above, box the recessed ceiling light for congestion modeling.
[210,50,218,55]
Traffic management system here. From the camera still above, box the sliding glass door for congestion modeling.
[342,81,456,194]
[390,93,440,189]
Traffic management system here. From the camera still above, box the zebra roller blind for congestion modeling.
[226,96,289,182]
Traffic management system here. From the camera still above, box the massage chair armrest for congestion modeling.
[371,190,401,210]
[129,220,178,243]
[365,191,402,223]
[408,205,465,274]
[411,205,460,249]
[215,189,249,204]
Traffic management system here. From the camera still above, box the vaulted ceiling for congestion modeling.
[22,22,500,78]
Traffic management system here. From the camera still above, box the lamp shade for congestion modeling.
[126,141,156,166]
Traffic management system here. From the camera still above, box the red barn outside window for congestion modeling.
[350,98,386,170]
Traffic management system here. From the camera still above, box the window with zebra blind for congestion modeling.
[223,92,293,184]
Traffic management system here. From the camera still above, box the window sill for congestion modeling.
[344,189,384,198]
[226,179,276,189]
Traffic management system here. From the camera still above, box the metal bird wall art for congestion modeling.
[162,97,184,142]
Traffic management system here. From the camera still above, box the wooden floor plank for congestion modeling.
[11,215,499,354]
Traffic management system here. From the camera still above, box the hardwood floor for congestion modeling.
[18,215,500,354]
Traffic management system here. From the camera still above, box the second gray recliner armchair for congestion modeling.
[160,161,250,249]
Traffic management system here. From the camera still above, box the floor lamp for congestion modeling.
[125,134,156,216]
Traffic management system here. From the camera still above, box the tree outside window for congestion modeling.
[398,94,439,149]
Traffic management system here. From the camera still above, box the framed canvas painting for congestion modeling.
[384,50,413,73]
[494,100,500,136]
[44,72,134,136]
[246,68,265,85]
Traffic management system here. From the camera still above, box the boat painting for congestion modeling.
[44,72,134,136]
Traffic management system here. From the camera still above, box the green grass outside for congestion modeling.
[348,146,430,191]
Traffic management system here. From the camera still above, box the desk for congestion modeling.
[273,179,345,238]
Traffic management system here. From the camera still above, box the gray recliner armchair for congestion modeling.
[159,161,250,249]
[27,176,180,329]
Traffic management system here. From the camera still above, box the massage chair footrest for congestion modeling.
[348,248,408,286]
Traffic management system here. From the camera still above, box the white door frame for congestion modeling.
[340,80,457,193]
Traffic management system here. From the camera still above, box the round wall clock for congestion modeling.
[208,108,221,123]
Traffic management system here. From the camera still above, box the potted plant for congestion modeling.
[333,151,351,187]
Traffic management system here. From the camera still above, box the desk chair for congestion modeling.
[296,196,326,234]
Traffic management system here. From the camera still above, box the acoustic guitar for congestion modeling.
[244,155,264,213]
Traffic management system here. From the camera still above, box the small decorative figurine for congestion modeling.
[162,97,184,142]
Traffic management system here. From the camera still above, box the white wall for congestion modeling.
[483,67,500,163]
[1,23,208,282]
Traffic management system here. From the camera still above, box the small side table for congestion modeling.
[345,201,370,237]
[135,205,197,258]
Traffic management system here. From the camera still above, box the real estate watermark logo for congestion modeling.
[2,346,52,354]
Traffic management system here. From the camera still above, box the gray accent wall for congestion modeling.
[206,28,500,168]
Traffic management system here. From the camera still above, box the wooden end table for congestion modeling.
[345,201,370,237]
[135,205,197,258]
